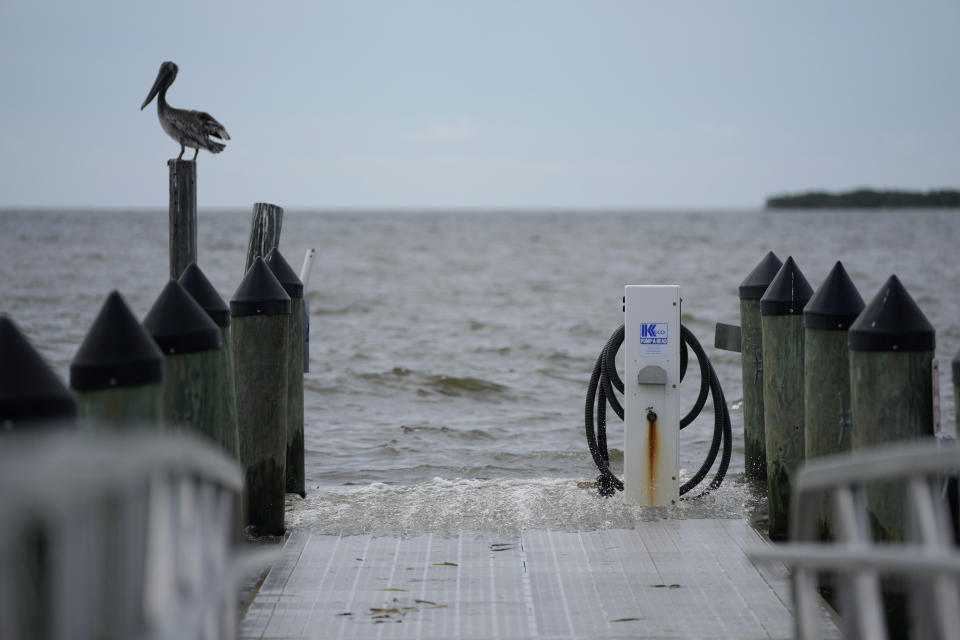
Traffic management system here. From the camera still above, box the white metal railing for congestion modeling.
[0,430,277,640]
[749,439,960,640]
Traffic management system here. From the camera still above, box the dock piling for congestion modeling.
[244,203,283,273]
[70,292,165,427]
[178,262,241,460]
[760,256,813,540]
[0,315,77,429]
[265,248,306,497]
[954,351,960,433]
[168,159,197,279]
[739,251,783,482]
[231,257,291,536]
[849,275,935,541]
[802,261,864,539]
[143,280,236,457]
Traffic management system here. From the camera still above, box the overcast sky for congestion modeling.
[1,1,957,209]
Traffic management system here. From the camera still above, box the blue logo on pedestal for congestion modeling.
[639,323,668,345]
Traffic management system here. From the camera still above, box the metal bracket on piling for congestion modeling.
[714,323,742,353]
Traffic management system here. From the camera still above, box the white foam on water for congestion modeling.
[286,474,765,536]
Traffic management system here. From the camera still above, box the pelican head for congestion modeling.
[141,61,178,110]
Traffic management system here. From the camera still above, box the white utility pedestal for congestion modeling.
[623,285,680,506]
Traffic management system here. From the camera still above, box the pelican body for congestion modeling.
[141,61,230,160]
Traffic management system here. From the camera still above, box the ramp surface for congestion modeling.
[241,519,840,639]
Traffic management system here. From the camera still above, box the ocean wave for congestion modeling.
[286,475,763,536]
[356,367,508,397]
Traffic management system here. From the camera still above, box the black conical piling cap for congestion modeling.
[143,280,222,355]
[804,261,865,330]
[264,247,304,298]
[739,251,783,300]
[230,257,291,317]
[70,291,164,391]
[760,256,814,316]
[849,275,935,352]
[0,315,77,424]
[178,262,230,328]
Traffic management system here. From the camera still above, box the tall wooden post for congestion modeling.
[178,262,240,461]
[142,280,232,455]
[168,160,197,280]
[954,351,960,434]
[70,291,165,427]
[231,258,291,536]
[803,261,864,540]
[244,203,283,273]
[760,256,813,541]
[0,315,77,429]
[849,274,935,636]
[849,275,935,541]
[265,248,305,497]
[738,251,783,482]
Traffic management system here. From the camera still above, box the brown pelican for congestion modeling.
[141,61,230,160]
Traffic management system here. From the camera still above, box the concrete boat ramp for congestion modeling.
[240,519,840,639]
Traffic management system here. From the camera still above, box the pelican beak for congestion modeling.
[141,62,176,110]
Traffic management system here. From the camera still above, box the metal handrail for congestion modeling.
[749,438,960,640]
[0,430,277,640]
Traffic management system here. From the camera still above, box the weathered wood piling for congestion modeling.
[802,261,864,540]
[739,251,783,482]
[70,291,165,426]
[849,275,935,541]
[954,351,960,433]
[231,257,291,536]
[178,262,241,460]
[143,280,237,458]
[265,248,306,497]
[760,256,813,541]
[0,315,77,429]
[168,159,197,279]
[244,203,283,273]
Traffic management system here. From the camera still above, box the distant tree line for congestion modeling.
[765,189,960,209]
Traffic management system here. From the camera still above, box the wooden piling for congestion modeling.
[178,262,240,460]
[849,275,935,541]
[70,291,165,427]
[0,315,77,429]
[231,258,291,536]
[168,159,197,280]
[265,248,306,497]
[803,261,864,540]
[738,251,783,482]
[954,352,960,434]
[760,256,813,541]
[142,280,234,456]
[244,203,283,273]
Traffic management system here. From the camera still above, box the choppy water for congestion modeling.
[2,208,958,533]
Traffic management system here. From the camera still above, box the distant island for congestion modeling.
[765,189,960,209]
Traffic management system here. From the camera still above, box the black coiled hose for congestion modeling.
[584,324,732,499]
